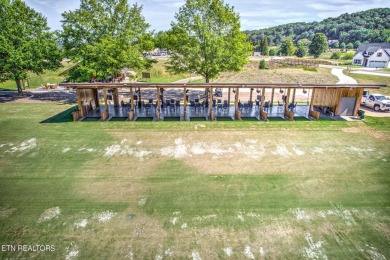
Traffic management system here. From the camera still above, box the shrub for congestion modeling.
[330,51,342,59]
[342,51,355,60]
[259,59,266,69]
[269,49,277,56]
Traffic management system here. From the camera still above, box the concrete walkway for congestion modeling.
[331,68,357,84]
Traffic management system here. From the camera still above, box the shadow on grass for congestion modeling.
[109,117,128,121]
[40,106,77,123]
[241,117,259,121]
[268,117,286,121]
[217,117,234,121]
[190,117,207,121]
[163,117,181,121]
[294,116,310,121]
[136,117,154,121]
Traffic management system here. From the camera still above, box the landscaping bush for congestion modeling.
[330,51,342,59]
[269,49,277,56]
[342,51,355,60]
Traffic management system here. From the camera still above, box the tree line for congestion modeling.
[245,8,390,49]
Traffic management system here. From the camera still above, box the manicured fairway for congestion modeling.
[0,102,389,259]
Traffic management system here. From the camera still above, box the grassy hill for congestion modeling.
[0,61,76,91]
[245,8,390,46]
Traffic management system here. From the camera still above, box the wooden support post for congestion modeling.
[209,87,214,120]
[270,88,275,107]
[129,87,134,121]
[227,87,231,108]
[334,88,344,116]
[309,88,316,111]
[76,89,84,116]
[183,87,187,120]
[250,88,253,102]
[138,87,141,108]
[94,89,100,107]
[235,87,240,120]
[102,88,109,121]
[260,87,265,111]
[285,88,291,112]
[156,87,161,120]
[354,87,364,116]
[113,88,119,107]
[292,88,296,103]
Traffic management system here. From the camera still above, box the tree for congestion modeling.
[295,38,310,57]
[166,0,252,83]
[260,38,269,56]
[309,33,328,58]
[279,37,296,56]
[60,0,153,81]
[340,42,346,50]
[0,0,62,94]
[346,42,354,50]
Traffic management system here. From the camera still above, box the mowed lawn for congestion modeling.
[0,102,389,259]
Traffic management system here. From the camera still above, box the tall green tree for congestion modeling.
[260,38,269,56]
[279,37,296,56]
[295,38,310,57]
[309,33,328,58]
[60,0,153,81]
[0,0,62,94]
[166,0,252,83]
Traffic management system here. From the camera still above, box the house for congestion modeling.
[352,43,390,68]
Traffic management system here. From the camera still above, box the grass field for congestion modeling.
[345,71,390,96]
[0,102,389,259]
[214,61,339,84]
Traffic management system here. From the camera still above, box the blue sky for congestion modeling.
[25,0,390,32]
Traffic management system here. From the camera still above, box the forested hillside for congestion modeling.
[245,8,390,47]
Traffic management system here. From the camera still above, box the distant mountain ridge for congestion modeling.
[244,8,390,46]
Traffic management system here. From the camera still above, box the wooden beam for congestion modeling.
[183,87,187,120]
[270,88,275,107]
[60,82,386,90]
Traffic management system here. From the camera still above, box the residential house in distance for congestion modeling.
[352,43,390,68]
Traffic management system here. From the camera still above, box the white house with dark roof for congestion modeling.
[352,43,390,68]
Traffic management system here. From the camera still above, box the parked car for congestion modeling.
[361,91,390,112]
